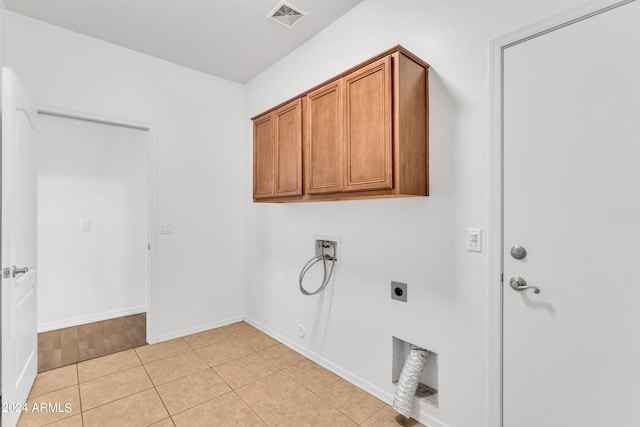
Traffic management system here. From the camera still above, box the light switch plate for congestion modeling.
[80,220,90,231]
[160,222,175,234]
[466,228,482,252]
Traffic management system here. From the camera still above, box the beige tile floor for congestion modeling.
[16,322,424,427]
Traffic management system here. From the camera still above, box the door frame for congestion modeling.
[487,0,635,425]
[36,105,160,345]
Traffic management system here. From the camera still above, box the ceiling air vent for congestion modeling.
[268,1,307,28]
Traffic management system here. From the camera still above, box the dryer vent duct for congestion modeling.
[268,1,307,28]
[392,345,429,418]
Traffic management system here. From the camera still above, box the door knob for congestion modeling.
[510,245,527,260]
[12,266,29,277]
[509,276,540,294]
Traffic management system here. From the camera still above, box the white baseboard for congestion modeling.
[156,315,244,343]
[38,305,147,332]
[243,316,449,427]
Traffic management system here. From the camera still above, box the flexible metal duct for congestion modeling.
[392,345,429,418]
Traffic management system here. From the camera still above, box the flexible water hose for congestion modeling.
[299,241,336,295]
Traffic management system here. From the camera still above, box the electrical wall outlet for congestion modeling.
[391,281,408,302]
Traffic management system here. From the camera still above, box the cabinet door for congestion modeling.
[253,114,275,199]
[275,100,302,196]
[343,56,392,191]
[306,81,344,194]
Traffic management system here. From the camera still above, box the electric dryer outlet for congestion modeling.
[391,281,408,302]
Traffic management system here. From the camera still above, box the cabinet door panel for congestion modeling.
[344,56,392,191]
[306,82,344,194]
[253,115,275,199]
[275,100,302,196]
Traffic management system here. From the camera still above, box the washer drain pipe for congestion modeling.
[392,345,429,418]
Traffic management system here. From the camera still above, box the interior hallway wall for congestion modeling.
[37,114,147,331]
[243,0,590,426]
[6,12,246,340]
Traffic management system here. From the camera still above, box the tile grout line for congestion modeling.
[228,327,351,424]
[27,367,76,400]
[79,367,156,413]
[167,390,234,419]
[163,338,264,421]
[136,337,192,364]
[358,406,381,426]
[23,378,80,426]
[135,347,174,425]
[162,328,280,423]
[77,354,161,419]
[140,341,265,424]
[77,349,142,384]
[77,363,85,427]
[264,347,389,425]
[232,388,271,425]
[36,383,81,427]
[312,385,364,425]
[210,349,262,389]
[232,354,316,425]
[144,347,211,388]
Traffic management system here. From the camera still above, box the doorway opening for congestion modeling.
[35,110,157,371]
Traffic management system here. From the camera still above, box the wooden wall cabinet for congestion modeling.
[306,81,343,194]
[253,99,302,199]
[252,46,428,202]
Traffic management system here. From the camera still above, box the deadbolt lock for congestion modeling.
[510,245,527,260]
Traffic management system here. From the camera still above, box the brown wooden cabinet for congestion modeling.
[305,81,343,194]
[252,46,428,202]
[342,55,393,192]
[253,99,302,199]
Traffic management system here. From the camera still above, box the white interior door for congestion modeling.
[503,2,640,425]
[1,68,38,427]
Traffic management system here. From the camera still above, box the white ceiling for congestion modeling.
[4,0,365,83]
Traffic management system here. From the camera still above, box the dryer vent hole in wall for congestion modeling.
[392,337,439,409]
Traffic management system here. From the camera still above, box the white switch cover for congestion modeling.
[466,228,482,252]
[160,222,175,234]
[80,220,90,231]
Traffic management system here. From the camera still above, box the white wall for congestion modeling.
[6,12,246,341]
[0,0,5,66]
[244,0,590,426]
[37,114,148,331]
[0,0,5,392]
